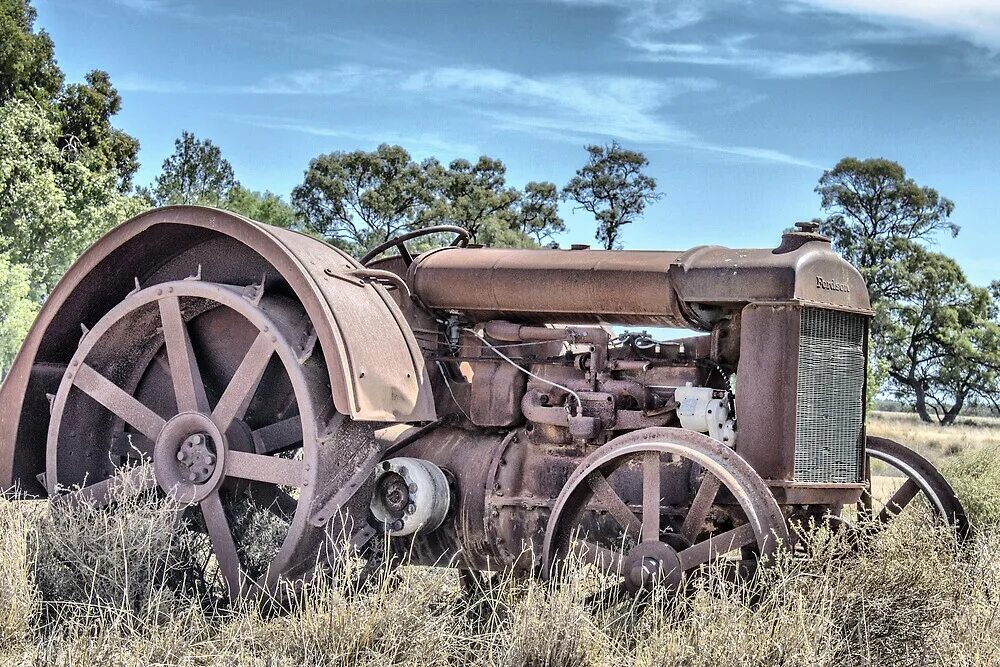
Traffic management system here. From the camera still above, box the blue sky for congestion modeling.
[32,0,1000,285]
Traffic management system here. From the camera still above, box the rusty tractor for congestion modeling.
[0,207,968,598]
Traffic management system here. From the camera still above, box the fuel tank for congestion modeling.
[405,229,872,328]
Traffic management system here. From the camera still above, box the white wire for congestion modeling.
[461,327,583,415]
[435,361,472,422]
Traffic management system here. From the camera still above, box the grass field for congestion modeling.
[1,413,999,666]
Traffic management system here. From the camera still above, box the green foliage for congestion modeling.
[878,247,1000,424]
[422,156,520,244]
[0,0,62,105]
[520,181,566,244]
[1,0,139,192]
[562,141,661,250]
[816,157,958,304]
[944,447,1000,527]
[221,185,296,229]
[292,144,435,254]
[57,70,140,191]
[0,100,144,300]
[151,131,237,206]
[292,144,563,255]
[0,252,37,376]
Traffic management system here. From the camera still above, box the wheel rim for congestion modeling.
[859,435,970,539]
[46,280,332,600]
[542,428,788,593]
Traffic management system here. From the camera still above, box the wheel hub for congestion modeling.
[176,432,218,484]
[153,411,228,504]
[624,541,682,592]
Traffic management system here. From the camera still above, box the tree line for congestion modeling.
[1,0,996,423]
[143,132,660,256]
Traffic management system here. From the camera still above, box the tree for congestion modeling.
[422,158,563,247]
[0,100,144,299]
[816,157,958,304]
[0,0,62,105]
[518,181,565,245]
[151,131,237,206]
[1,1,139,191]
[292,144,436,254]
[562,141,662,250]
[57,70,140,191]
[292,145,566,256]
[0,251,37,377]
[422,156,520,244]
[879,247,1000,424]
[222,185,296,229]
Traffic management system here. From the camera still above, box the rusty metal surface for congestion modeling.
[541,427,788,590]
[0,206,434,493]
[2,209,970,597]
[865,436,970,539]
[406,231,871,328]
[46,280,334,599]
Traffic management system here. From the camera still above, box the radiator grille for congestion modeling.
[794,308,866,483]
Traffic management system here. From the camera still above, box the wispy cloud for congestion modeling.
[401,66,820,167]
[552,0,887,78]
[244,66,396,95]
[629,35,883,77]
[107,0,173,13]
[234,116,482,161]
[402,67,712,144]
[115,66,388,96]
[796,0,1000,51]
[121,63,819,169]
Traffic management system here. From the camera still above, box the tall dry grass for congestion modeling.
[0,414,997,666]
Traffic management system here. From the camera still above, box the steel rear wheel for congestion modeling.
[861,435,970,540]
[46,279,347,601]
[542,427,788,594]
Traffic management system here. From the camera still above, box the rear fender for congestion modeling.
[0,206,435,494]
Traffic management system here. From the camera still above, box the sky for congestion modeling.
[31,0,1000,286]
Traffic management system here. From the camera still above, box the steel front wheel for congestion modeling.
[861,435,970,540]
[45,279,365,600]
[542,428,788,593]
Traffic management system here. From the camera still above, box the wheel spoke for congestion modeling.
[59,466,157,508]
[247,482,298,518]
[158,296,210,413]
[226,450,302,487]
[569,539,624,574]
[677,523,756,570]
[681,473,722,543]
[252,415,303,455]
[212,332,274,431]
[586,471,641,536]
[74,364,166,441]
[200,491,243,599]
[877,479,920,522]
[642,451,661,543]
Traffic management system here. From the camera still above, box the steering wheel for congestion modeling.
[360,225,471,267]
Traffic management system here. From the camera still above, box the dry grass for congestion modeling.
[868,410,1000,463]
[1,414,998,666]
